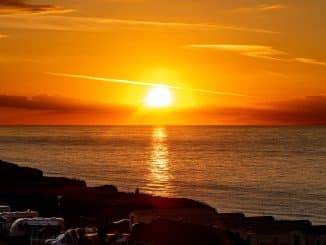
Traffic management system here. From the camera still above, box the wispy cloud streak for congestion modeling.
[0,15,279,34]
[294,58,326,67]
[46,72,248,97]
[188,44,326,67]
[187,44,287,61]
[229,4,286,13]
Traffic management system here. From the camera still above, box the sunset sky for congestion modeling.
[0,0,325,125]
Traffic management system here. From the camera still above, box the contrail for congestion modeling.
[46,72,248,97]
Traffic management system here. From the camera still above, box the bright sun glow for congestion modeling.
[145,86,173,108]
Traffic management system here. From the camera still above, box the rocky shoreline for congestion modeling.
[0,160,325,245]
[0,160,214,227]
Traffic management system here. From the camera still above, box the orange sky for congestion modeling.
[0,0,325,125]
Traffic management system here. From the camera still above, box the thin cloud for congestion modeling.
[0,15,278,34]
[188,44,326,67]
[295,58,326,67]
[0,34,9,61]
[229,4,286,13]
[212,24,278,34]
[0,94,133,113]
[177,96,326,125]
[46,72,249,98]
[187,44,288,61]
[0,94,135,125]
[0,0,73,15]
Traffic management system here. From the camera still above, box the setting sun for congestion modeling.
[0,0,325,240]
[145,86,173,108]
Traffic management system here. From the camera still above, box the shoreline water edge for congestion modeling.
[0,159,325,244]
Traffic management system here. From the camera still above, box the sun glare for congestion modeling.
[145,86,173,108]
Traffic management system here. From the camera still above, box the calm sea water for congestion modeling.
[0,126,325,224]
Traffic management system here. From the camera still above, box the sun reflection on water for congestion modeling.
[146,127,171,196]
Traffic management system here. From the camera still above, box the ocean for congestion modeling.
[0,126,325,224]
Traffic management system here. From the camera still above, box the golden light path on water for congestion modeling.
[146,127,172,196]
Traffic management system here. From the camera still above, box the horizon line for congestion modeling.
[0,124,325,127]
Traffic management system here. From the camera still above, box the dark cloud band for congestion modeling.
[0,94,325,125]
[0,0,72,14]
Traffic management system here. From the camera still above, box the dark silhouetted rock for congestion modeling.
[130,219,247,245]
[0,160,43,181]
[91,185,118,193]
[0,160,86,190]
[0,160,214,229]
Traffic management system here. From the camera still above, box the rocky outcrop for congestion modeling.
[0,160,214,228]
[0,160,86,189]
